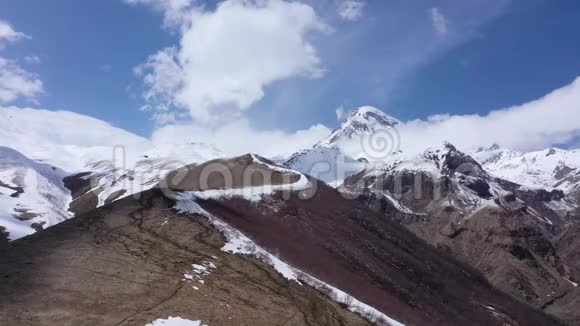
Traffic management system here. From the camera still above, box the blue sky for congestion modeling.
[1,0,580,145]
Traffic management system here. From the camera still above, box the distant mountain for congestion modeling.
[340,142,580,322]
[0,146,71,242]
[65,142,226,215]
[284,106,400,186]
[317,106,401,151]
[282,107,580,323]
[472,145,580,194]
[0,141,226,240]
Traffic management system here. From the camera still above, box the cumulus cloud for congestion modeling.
[152,119,331,158]
[397,77,580,153]
[0,20,30,45]
[338,0,365,21]
[0,57,43,104]
[132,0,330,124]
[429,7,448,36]
[0,21,43,104]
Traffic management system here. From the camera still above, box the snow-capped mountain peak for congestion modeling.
[471,144,523,166]
[471,145,580,193]
[317,106,401,147]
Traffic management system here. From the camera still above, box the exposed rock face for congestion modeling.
[341,144,580,324]
[0,226,8,248]
[516,188,565,202]
[554,223,580,281]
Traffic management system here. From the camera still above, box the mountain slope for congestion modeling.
[165,154,559,325]
[0,189,371,326]
[0,146,71,242]
[340,143,580,323]
[0,154,560,326]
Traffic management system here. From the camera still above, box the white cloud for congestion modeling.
[0,104,329,171]
[429,7,448,36]
[0,21,43,104]
[152,119,331,158]
[132,0,330,124]
[0,58,43,104]
[0,20,29,45]
[335,106,345,121]
[338,0,365,21]
[126,0,334,158]
[4,77,580,173]
[134,46,182,114]
[397,77,580,153]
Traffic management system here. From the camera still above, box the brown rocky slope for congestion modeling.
[0,154,563,325]
[340,144,580,324]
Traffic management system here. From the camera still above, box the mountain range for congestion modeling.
[1,106,579,325]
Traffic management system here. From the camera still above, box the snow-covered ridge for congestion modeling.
[0,146,72,240]
[174,195,404,326]
[472,145,580,192]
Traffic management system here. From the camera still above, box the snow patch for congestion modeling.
[145,317,206,326]
[565,278,578,287]
[183,260,217,286]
